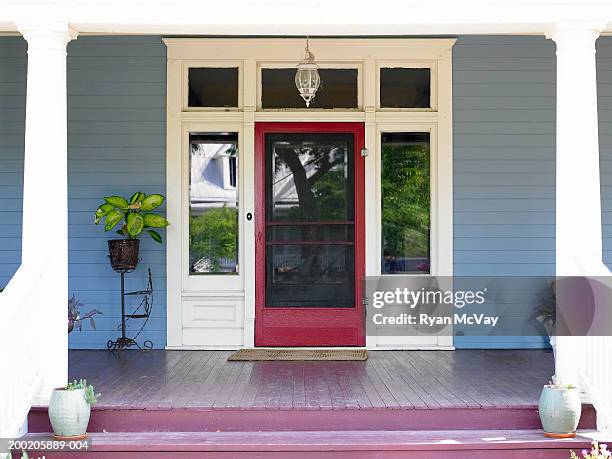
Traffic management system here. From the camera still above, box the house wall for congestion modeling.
[0,35,609,349]
[598,37,612,269]
[0,37,25,292]
[0,36,168,349]
[452,36,556,348]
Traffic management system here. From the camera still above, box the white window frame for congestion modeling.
[181,122,245,293]
[364,121,452,349]
[165,38,454,349]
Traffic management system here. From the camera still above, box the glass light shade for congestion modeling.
[295,42,320,108]
[295,65,320,107]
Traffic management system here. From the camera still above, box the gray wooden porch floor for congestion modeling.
[68,349,553,410]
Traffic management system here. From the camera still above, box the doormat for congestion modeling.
[228,349,368,361]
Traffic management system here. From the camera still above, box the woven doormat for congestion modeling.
[228,349,368,361]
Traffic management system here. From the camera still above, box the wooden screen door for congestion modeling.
[255,122,365,347]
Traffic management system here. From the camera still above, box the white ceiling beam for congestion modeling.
[0,0,611,35]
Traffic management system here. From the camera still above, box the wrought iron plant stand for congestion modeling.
[107,266,154,351]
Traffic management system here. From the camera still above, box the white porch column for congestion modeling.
[17,22,77,400]
[550,22,605,384]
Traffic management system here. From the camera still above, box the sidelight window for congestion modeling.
[189,132,239,274]
[381,132,431,274]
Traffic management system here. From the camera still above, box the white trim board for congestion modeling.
[3,1,612,36]
[165,38,454,350]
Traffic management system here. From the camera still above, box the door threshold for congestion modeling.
[166,345,456,351]
[253,346,368,350]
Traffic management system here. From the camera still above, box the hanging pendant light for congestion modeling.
[295,37,320,108]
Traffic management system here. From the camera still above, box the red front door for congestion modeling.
[255,123,365,347]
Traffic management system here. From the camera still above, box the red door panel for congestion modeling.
[255,122,365,347]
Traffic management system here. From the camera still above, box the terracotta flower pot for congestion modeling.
[48,388,91,440]
[108,239,140,272]
[538,385,582,438]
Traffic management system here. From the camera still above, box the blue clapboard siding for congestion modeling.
[0,36,167,349]
[452,36,556,349]
[66,36,167,349]
[597,37,612,269]
[0,37,26,288]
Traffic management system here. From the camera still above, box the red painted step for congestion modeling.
[17,429,603,458]
[28,405,597,433]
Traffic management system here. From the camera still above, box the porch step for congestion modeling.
[29,405,597,433]
[18,429,603,458]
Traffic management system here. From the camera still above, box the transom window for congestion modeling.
[188,67,239,108]
[185,62,436,111]
[379,66,433,109]
[261,68,359,109]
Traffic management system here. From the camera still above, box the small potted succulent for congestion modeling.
[48,379,100,440]
[571,442,611,458]
[538,380,582,438]
[68,294,102,333]
[94,192,169,272]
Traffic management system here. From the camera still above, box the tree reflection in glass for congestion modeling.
[189,133,239,274]
[381,132,430,274]
[266,134,354,308]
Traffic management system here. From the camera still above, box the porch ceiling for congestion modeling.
[0,0,612,35]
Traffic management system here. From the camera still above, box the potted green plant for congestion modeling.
[68,294,102,333]
[48,379,100,440]
[94,192,169,271]
[538,380,582,438]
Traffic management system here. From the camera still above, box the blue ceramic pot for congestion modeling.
[538,386,582,438]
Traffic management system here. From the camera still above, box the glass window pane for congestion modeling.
[268,134,353,222]
[188,68,239,107]
[262,68,358,109]
[266,133,355,308]
[189,132,239,274]
[381,132,430,274]
[380,68,431,108]
[267,244,354,307]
